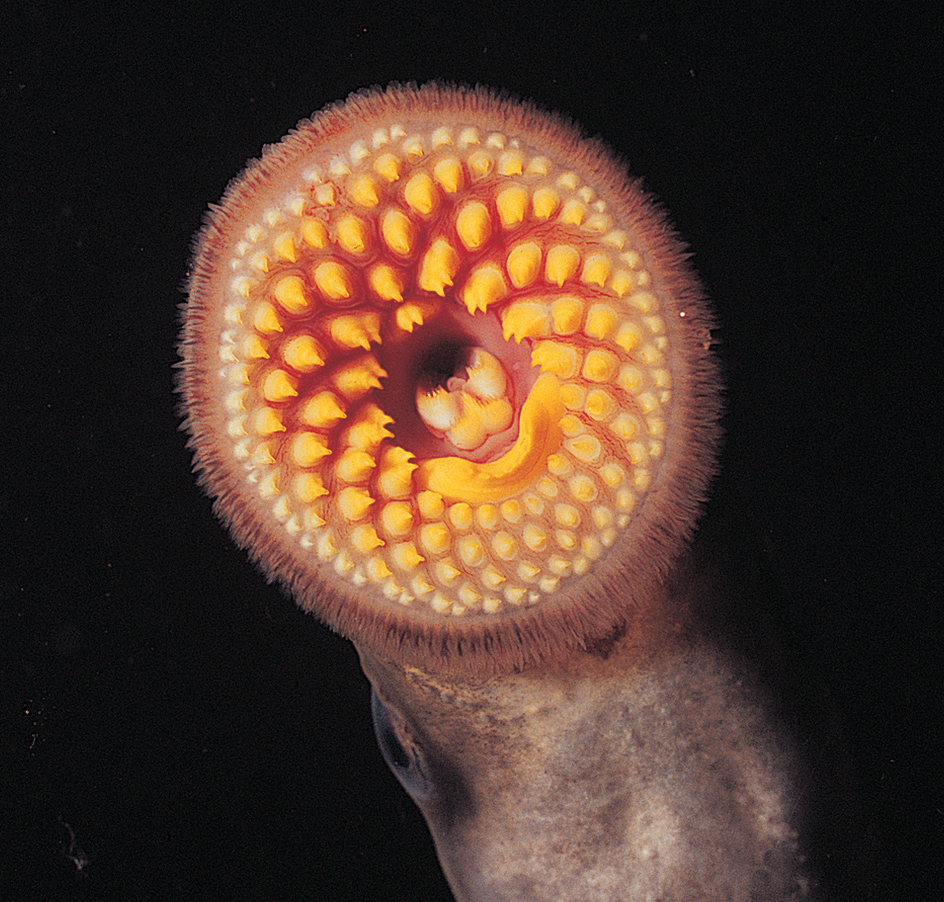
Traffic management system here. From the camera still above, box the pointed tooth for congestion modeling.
[404,170,438,214]
[582,349,619,383]
[336,214,371,254]
[532,187,560,220]
[497,151,524,176]
[368,263,405,302]
[273,275,309,313]
[467,150,493,178]
[456,201,491,250]
[420,523,451,555]
[565,435,602,464]
[251,407,285,435]
[337,486,374,521]
[293,472,328,502]
[585,304,619,340]
[376,445,417,499]
[580,253,611,286]
[314,261,354,300]
[350,524,384,553]
[253,301,282,334]
[436,560,461,584]
[551,297,584,335]
[417,491,444,519]
[273,232,297,262]
[531,341,579,378]
[491,532,518,561]
[335,449,376,483]
[290,432,331,467]
[495,185,528,228]
[373,152,401,181]
[506,242,542,288]
[302,219,329,248]
[381,501,414,537]
[433,156,464,193]
[569,474,598,502]
[349,176,379,208]
[523,525,547,552]
[333,355,387,401]
[545,245,580,285]
[395,300,434,332]
[345,405,394,450]
[458,536,484,567]
[381,209,416,256]
[559,199,586,225]
[281,335,325,373]
[459,264,507,314]
[330,313,381,350]
[299,391,346,429]
[585,389,616,421]
[261,369,298,402]
[502,301,550,342]
[392,542,425,571]
[417,239,460,295]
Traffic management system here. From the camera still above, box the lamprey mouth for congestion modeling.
[179,83,720,670]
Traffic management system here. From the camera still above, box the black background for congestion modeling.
[1,2,940,900]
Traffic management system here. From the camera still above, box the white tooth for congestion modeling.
[464,349,508,400]
[416,386,459,430]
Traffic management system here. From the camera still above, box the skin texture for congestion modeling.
[179,84,813,899]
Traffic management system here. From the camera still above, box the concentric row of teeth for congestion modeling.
[215,123,672,616]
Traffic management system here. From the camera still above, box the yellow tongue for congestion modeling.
[416,374,565,503]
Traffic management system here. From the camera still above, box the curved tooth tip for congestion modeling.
[314,260,354,300]
[417,239,460,295]
[272,275,309,313]
[460,265,507,314]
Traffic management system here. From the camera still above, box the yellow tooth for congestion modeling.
[336,214,370,255]
[585,389,615,421]
[433,156,464,193]
[492,532,518,561]
[502,301,550,342]
[504,586,527,605]
[417,374,565,503]
[460,264,507,314]
[497,150,524,175]
[368,263,405,302]
[582,349,619,383]
[273,275,309,314]
[381,501,414,536]
[431,593,451,613]
[420,523,451,555]
[565,434,602,464]
[330,313,381,350]
[281,335,325,373]
[241,335,269,360]
[299,391,346,429]
[523,525,547,552]
[404,171,438,214]
[376,445,417,499]
[373,152,401,182]
[417,386,459,431]
[600,463,625,488]
[592,506,614,529]
[456,201,491,250]
[559,415,583,437]
[610,270,634,296]
[585,304,618,340]
[436,560,461,584]
[349,176,379,208]
[457,536,484,567]
[335,449,376,483]
[506,242,542,288]
[551,297,584,335]
[392,542,424,571]
[495,185,528,228]
[532,187,560,220]
[476,504,499,528]
[417,490,444,519]
[559,384,585,410]
[548,555,572,576]
[458,584,482,607]
[368,558,392,582]
[448,503,474,530]
[532,341,579,378]
[556,530,576,550]
[545,245,580,285]
[314,261,354,300]
[253,301,282,334]
[333,355,387,400]
[291,432,331,467]
[381,209,416,256]
[547,453,572,477]
[351,524,384,553]
[261,369,298,402]
[501,499,522,523]
[559,199,586,225]
[395,300,435,332]
[615,322,642,352]
[569,474,598,502]
[630,291,658,314]
[316,530,337,562]
[338,487,374,521]
[345,405,394,450]
[251,407,284,435]
[293,472,327,503]
[417,239,460,295]
[301,218,329,248]
[523,492,545,515]
[580,254,611,286]
[280,229,303,259]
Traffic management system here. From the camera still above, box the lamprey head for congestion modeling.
[178,83,721,672]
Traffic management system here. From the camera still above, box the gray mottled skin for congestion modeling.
[362,572,814,901]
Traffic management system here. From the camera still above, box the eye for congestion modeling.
[371,689,430,801]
